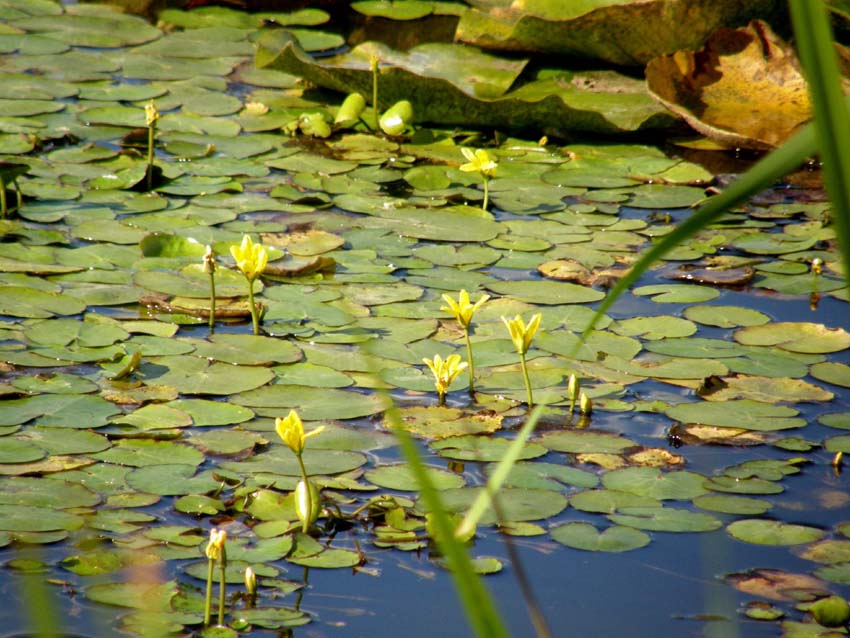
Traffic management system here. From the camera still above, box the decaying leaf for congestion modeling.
[646,20,813,149]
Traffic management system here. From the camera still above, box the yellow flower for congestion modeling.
[441,289,489,329]
[423,353,467,401]
[144,100,159,127]
[459,147,497,179]
[275,409,325,457]
[205,528,226,561]
[579,391,592,416]
[502,314,541,355]
[230,234,268,282]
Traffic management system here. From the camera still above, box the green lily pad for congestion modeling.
[426,487,567,525]
[387,406,502,439]
[144,356,274,395]
[609,506,722,532]
[683,304,771,328]
[550,522,651,552]
[486,279,604,305]
[365,464,465,491]
[431,436,547,461]
[693,494,772,515]
[85,581,176,609]
[164,399,254,426]
[633,283,720,303]
[734,322,850,354]
[665,400,805,431]
[181,334,301,366]
[11,372,98,395]
[234,385,391,420]
[0,394,120,429]
[0,504,83,532]
[0,285,86,318]
[538,430,637,454]
[125,465,219,496]
[90,439,205,468]
[601,467,708,500]
[727,519,826,545]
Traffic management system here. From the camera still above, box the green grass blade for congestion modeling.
[583,122,817,337]
[457,407,543,539]
[385,405,507,638]
[789,0,850,294]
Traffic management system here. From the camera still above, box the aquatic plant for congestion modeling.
[230,235,268,336]
[204,528,228,626]
[459,147,497,211]
[144,100,158,192]
[441,289,489,396]
[276,410,325,533]
[203,245,217,335]
[502,314,541,407]
[423,353,468,405]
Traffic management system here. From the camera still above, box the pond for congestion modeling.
[1,2,850,638]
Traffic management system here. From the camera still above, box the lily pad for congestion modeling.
[727,519,826,546]
[550,522,650,553]
[665,400,805,431]
[365,464,465,491]
[388,406,502,439]
[425,487,567,525]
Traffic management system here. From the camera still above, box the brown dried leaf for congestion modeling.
[646,20,811,149]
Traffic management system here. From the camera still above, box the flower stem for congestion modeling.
[519,352,533,407]
[297,454,312,534]
[146,123,155,192]
[371,60,379,130]
[247,280,259,335]
[482,176,490,212]
[208,269,216,335]
[217,544,227,626]
[204,557,214,626]
[464,330,475,397]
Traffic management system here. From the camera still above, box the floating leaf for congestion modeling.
[608,506,722,532]
[727,520,826,546]
[425,487,567,525]
[665,400,805,431]
[550,522,650,553]
[388,406,503,439]
[365,464,465,491]
[734,322,850,354]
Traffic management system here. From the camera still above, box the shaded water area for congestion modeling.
[1,2,850,638]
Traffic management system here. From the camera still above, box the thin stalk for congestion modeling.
[296,454,312,534]
[217,544,227,626]
[464,330,475,397]
[371,58,379,130]
[146,123,155,192]
[482,176,490,211]
[0,177,6,218]
[208,269,216,335]
[519,352,533,407]
[247,282,259,335]
[204,556,214,626]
